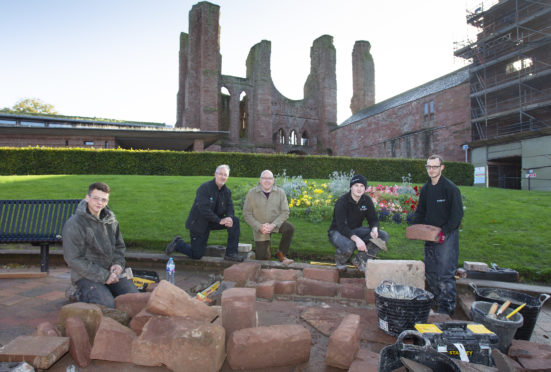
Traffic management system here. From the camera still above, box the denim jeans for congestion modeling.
[328,227,389,267]
[76,277,138,308]
[424,229,459,314]
[174,216,240,259]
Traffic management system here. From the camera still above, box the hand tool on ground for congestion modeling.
[506,303,526,319]
[487,302,498,319]
[310,261,355,268]
[496,300,511,318]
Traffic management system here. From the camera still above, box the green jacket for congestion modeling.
[62,200,126,284]
[243,184,290,241]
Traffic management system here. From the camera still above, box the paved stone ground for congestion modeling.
[1,253,550,371]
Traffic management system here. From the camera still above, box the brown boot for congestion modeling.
[275,251,294,265]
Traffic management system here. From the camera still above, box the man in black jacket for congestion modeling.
[410,154,463,315]
[166,164,244,262]
[328,175,389,272]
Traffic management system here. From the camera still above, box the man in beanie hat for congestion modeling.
[328,174,389,272]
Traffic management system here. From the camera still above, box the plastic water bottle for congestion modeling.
[166,257,175,284]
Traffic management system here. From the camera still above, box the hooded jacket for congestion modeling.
[62,199,126,284]
[328,191,379,238]
[242,184,290,241]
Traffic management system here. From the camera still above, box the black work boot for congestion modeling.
[224,252,244,262]
[165,236,181,256]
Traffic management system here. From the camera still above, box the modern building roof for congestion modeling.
[337,67,470,128]
[0,113,227,151]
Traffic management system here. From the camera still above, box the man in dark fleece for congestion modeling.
[63,182,137,308]
[410,154,464,315]
[165,164,244,262]
[328,174,389,272]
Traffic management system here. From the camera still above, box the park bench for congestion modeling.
[0,199,80,272]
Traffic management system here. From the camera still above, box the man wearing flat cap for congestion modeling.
[328,175,389,272]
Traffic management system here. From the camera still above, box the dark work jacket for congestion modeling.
[328,191,379,238]
[411,175,463,235]
[185,179,235,234]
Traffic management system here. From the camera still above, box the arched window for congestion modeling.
[301,131,308,146]
[239,91,247,138]
[221,87,230,96]
[289,130,298,145]
[278,129,285,144]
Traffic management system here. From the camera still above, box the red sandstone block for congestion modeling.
[326,314,361,369]
[65,316,92,368]
[259,268,300,282]
[227,325,311,370]
[274,280,296,295]
[129,308,154,335]
[114,292,151,318]
[89,317,136,363]
[221,288,257,341]
[256,280,275,300]
[366,289,375,304]
[296,277,339,297]
[0,336,69,369]
[303,267,339,283]
[405,224,441,242]
[339,277,366,286]
[341,282,365,300]
[223,262,261,286]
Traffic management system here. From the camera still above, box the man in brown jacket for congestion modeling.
[243,170,294,265]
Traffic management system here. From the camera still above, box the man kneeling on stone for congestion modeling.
[243,170,294,265]
[328,175,389,272]
[165,164,244,262]
[63,182,138,308]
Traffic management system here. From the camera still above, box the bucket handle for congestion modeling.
[539,294,550,305]
[395,330,432,351]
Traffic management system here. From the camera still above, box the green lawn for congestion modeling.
[1,175,550,282]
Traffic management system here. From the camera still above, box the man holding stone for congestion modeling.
[410,154,463,315]
[166,164,244,262]
[63,182,138,308]
[328,175,389,272]
[243,170,294,265]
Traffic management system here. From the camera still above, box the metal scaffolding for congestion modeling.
[454,0,551,142]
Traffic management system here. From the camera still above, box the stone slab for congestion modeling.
[405,224,441,242]
[325,314,361,369]
[238,243,252,253]
[0,335,69,369]
[303,267,339,283]
[463,261,489,272]
[227,325,311,370]
[89,317,136,363]
[58,302,103,345]
[365,259,425,289]
[223,262,261,286]
[296,277,339,297]
[348,348,380,372]
[114,292,151,318]
[65,316,92,368]
[259,268,300,282]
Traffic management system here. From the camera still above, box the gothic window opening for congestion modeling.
[239,91,248,138]
[289,130,298,145]
[301,131,309,146]
[278,128,285,144]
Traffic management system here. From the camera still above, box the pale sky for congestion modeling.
[0,0,477,126]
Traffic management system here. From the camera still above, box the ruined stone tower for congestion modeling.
[176,1,337,154]
[350,41,375,114]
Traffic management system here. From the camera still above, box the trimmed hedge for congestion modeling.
[0,147,474,185]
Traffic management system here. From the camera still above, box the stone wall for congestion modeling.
[176,2,336,155]
[331,79,470,162]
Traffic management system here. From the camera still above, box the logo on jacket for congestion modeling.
[436,199,446,203]
[360,205,367,211]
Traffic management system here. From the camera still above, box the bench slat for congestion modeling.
[0,199,81,272]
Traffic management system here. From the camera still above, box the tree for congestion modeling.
[1,98,58,115]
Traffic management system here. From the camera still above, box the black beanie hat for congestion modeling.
[350,175,367,188]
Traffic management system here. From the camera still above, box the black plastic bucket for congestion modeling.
[470,301,523,353]
[375,280,434,336]
[470,283,550,340]
[379,330,460,372]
